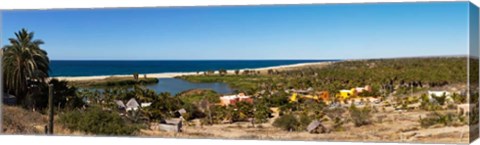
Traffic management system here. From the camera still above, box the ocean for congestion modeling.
[50,60,335,77]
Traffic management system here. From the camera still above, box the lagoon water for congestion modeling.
[145,78,234,95]
[88,78,234,95]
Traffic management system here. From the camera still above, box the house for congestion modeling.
[337,89,356,100]
[317,91,330,103]
[141,102,152,108]
[162,118,183,132]
[427,91,454,103]
[289,93,321,103]
[289,93,299,103]
[428,91,452,97]
[151,118,183,132]
[306,120,329,134]
[174,108,187,117]
[126,98,140,111]
[238,93,254,103]
[289,91,331,104]
[220,93,253,106]
[220,95,239,106]
[115,100,126,109]
[270,107,280,114]
[336,85,373,101]
[355,85,372,93]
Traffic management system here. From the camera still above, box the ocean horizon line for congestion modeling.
[48,54,468,61]
[51,61,336,80]
[49,55,468,78]
[49,59,340,61]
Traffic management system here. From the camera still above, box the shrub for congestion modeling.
[298,113,313,130]
[419,112,466,128]
[181,102,205,120]
[432,94,447,105]
[267,92,289,107]
[332,117,346,131]
[273,114,300,131]
[253,99,272,123]
[349,104,372,127]
[177,89,220,104]
[59,107,140,135]
[420,101,442,111]
[325,107,346,119]
[206,105,229,124]
[451,93,466,104]
[230,101,254,122]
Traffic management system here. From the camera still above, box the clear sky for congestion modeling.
[1,2,470,60]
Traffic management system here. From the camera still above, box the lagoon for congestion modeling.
[145,78,234,95]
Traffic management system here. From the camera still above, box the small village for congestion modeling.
[2,48,478,143]
[101,82,473,136]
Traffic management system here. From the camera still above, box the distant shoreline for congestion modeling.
[53,61,336,81]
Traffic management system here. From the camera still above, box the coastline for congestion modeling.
[53,61,336,81]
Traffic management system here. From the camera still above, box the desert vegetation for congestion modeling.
[1,29,477,143]
[68,76,159,88]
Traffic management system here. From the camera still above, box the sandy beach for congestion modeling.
[53,61,336,81]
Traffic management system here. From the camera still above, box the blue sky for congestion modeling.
[1,2,470,60]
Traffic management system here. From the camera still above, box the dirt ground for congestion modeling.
[139,84,474,144]
[2,103,474,144]
[139,108,473,144]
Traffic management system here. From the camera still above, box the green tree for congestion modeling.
[33,79,83,110]
[145,92,182,121]
[2,29,50,107]
[234,70,240,75]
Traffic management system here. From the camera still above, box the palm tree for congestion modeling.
[2,28,50,105]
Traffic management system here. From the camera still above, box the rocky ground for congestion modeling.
[139,107,472,144]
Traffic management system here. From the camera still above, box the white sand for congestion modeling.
[53,61,336,81]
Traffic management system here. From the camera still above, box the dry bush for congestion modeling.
[2,106,47,134]
[419,112,465,128]
[348,104,373,127]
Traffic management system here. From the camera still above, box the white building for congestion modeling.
[427,91,454,103]
[126,98,140,111]
[141,102,152,108]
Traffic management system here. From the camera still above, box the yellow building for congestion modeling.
[337,89,357,100]
[289,91,331,104]
[289,93,299,103]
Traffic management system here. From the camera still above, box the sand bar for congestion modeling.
[53,61,336,81]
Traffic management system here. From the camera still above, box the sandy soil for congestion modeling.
[138,109,472,144]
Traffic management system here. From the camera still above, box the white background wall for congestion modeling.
[0,0,479,145]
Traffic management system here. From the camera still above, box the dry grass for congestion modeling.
[2,106,47,134]
[1,105,471,143]
[139,109,471,144]
[2,105,85,135]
